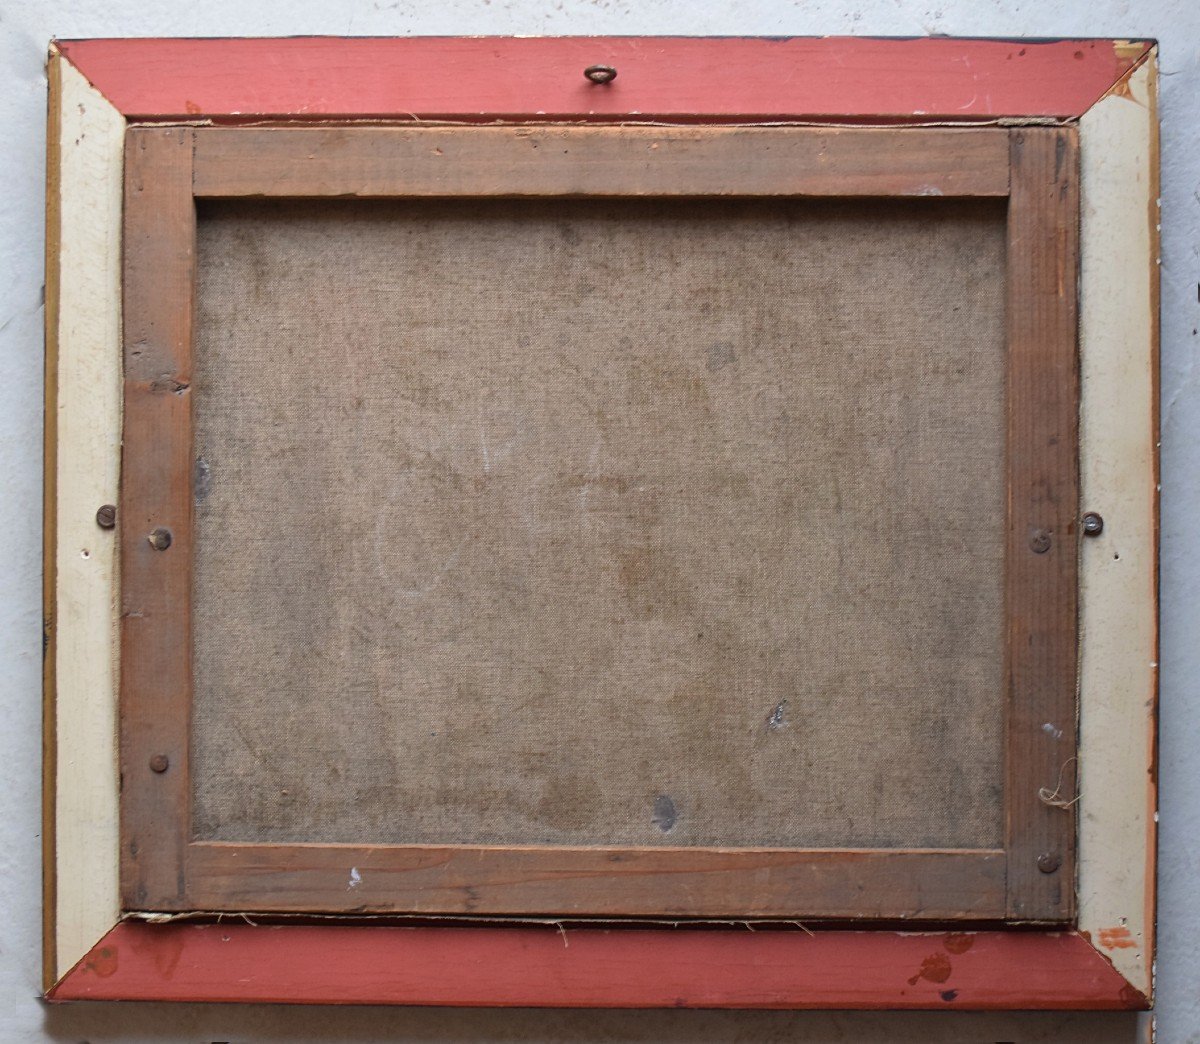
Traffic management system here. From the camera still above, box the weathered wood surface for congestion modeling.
[192,126,1010,198]
[58,37,1152,122]
[1077,54,1159,996]
[50,921,1147,1009]
[120,127,197,910]
[44,49,126,989]
[1004,127,1081,922]
[185,844,1007,919]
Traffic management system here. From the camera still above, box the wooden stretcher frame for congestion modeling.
[43,36,1158,1009]
[119,121,1064,925]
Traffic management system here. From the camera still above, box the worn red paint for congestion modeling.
[49,923,1147,1009]
[128,919,186,977]
[1098,925,1139,950]
[943,932,975,954]
[56,37,1152,123]
[78,943,118,978]
[1120,981,1150,1007]
[908,951,954,985]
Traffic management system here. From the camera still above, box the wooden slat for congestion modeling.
[1004,127,1080,921]
[191,126,1011,199]
[56,37,1153,123]
[120,127,196,910]
[183,844,1006,920]
[42,46,63,992]
[44,48,127,988]
[1077,54,1159,995]
[50,922,1147,1009]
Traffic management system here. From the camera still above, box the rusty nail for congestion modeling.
[96,504,117,529]
[584,64,617,85]
[1030,529,1052,554]
[149,754,169,774]
[1037,852,1061,874]
[1082,511,1104,537]
[148,527,172,551]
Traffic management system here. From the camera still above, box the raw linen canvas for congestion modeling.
[189,197,1007,851]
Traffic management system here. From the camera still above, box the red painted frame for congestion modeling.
[55,922,1141,1009]
[48,36,1155,1009]
[58,36,1149,123]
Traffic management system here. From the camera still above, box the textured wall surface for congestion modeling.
[2,1,1196,1041]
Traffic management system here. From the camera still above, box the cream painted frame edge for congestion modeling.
[1077,52,1159,995]
[45,48,124,990]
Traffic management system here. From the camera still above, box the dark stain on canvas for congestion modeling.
[652,794,678,832]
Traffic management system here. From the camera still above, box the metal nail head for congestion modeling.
[96,504,117,529]
[148,527,172,551]
[149,754,170,774]
[1030,529,1052,554]
[584,64,617,85]
[1082,512,1104,537]
[1037,852,1062,874]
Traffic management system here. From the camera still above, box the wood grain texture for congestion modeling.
[1004,127,1080,921]
[42,44,62,994]
[191,126,1010,199]
[56,37,1152,122]
[120,127,196,910]
[49,921,1147,1009]
[184,844,1006,919]
[116,118,1078,927]
[1077,53,1159,995]
[172,125,1013,920]
[44,50,127,988]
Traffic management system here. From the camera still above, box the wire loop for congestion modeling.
[584,65,617,85]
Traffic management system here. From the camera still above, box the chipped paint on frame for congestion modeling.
[1077,49,1159,999]
[44,45,125,989]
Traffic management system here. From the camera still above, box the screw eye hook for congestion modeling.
[584,65,617,85]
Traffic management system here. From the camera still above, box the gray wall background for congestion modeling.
[1,1,1195,1041]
